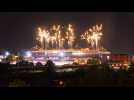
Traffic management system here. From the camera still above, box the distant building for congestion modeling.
[110,53,131,63]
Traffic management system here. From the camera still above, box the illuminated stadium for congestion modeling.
[24,24,111,66]
[29,48,110,66]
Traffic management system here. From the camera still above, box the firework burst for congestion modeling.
[66,24,75,49]
[81,24,103,50]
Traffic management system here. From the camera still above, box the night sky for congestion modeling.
[0,12,134,53]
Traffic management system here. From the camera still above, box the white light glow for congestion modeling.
[107,55,110,60]
[5,51,10,57]
[0,59,2,62]
[0,55,4,59]
[54,61,73,66]
[59,52,64,57]
[72,51,85,56]
[25,51,32,57]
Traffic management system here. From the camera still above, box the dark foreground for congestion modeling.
[1,63,134,87]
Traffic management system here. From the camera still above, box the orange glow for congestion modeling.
[81,24,103,50]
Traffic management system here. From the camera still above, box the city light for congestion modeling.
[25,51,32,57]
[4,51,10,57]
